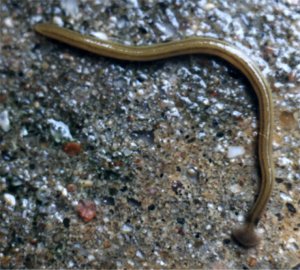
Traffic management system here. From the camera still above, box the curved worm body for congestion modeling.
[34,23,274,248]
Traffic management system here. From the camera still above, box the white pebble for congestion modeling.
[4,17,14,27]
[68,261,75,268]
[90,31,108,41]
[215,102,225,110]
[103,217,109,223]
[87,254,95,262]
[205,224,212,230]
[204,3,215,10]
[20,127,28,137]
[197,132,206,139]
[265,14,275,22]
[280,192,293,202]
[0,110,10,132]
[232,110,242,117]
[227,146,245,158]
[61,0,79,17]
[53,16,64,27]
[214,144,225,153]
[237,214,244,222]
[287,238,298,251]
[129,0,139,8]
[284,0,299,4]
[121,224,133,232]
[277,156,292,167]
[154,21,174,38]
[4,193,16,206]
[217,206,223,212]
[30,15,43,24]
[47,119,73,142]
[197,96,210,105]
[207,203,214,209]
[230,184,241,194]
[137,89,145,96]
[166,8,179,29]
[136,250,144,259]
[22,198,29,208]
[257,227,265,234]
[167,107,180,118]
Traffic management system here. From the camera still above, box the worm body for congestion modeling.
[34,23,274,248]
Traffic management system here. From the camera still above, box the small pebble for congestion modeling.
[232,110,242,117]
[90,31,108,40]
[4,193,16,206]
[0,93,7,103]
[20,127,28,137]
[53,16,64,27]
[204,3,215,10]
[47,119,73,142]
[277,156,292,167]
[284,0,299,4]
[229,184,241,193]
[63,142,82,156]
[61,0,79,17]
[4,17,14,27]
[280,192,293,202]
[286,202,297,214]
[187,167,198,177]
[121,224,133,233]
[279,111,297,130]
[103,239,111,249]
[205,224,212,230]
[76,200,96,222]
[154,21,174,38]
[227,146,245,158]
[66,184,76,193]
[136,250,144,259]
[79,180,93,188]
[237,214,244,222]
[87,255,95,262]
[247,257,257,267]
[0,110,10,132]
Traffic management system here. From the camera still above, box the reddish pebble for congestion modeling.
[76,200,96,222]
[67,184,76,193]
[247,257,257,267]
[210,91,218,97]
[30,238,38,245]
[279,111,297,130]
[63,142,82,156]
[127,115,135,122]
[0,94,7,103]
[103,239,111,249]
[113,160,124,167]
[176,227,185,236]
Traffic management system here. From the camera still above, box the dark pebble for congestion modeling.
[127,197,141,207]
[176,217,185,225]
[286,203,296,214]
[171,180,184,194]
[223,238,231,245]
[103,196,115,206]
[148,204,155,211]
[63,217,70,228]
[109,187,118,195]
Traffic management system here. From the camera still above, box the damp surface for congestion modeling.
[0,0,299,269]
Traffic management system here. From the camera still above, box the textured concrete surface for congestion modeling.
[0,0,299,269]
